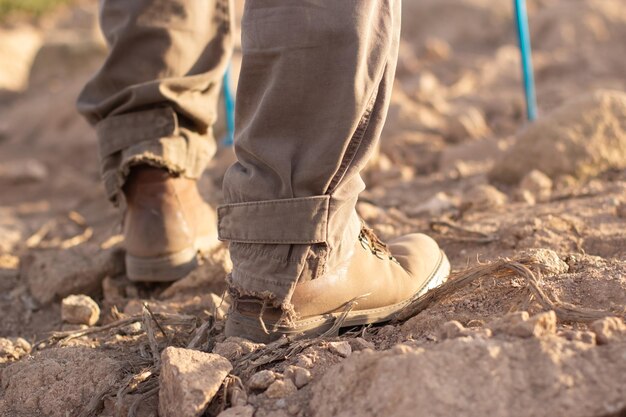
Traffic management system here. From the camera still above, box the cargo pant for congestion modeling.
[78,0,401,316]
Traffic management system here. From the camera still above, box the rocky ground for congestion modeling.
[0,0,625,416]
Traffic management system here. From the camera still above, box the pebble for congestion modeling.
[0,337,31,363]
[216,405,255,417]
[519,169,553,201]
[407,192,456,216]
[490,311,557,338]
[248,370,276,391]
[284,365,312,388]
[295,354,314,369]
[327,341,352,358]
[590,317,626,345]
[349,337,375,351]
[61,294,100,326]
[213,337,265,362]
[438,320,468,340]
[265,379,298,399]
[462,184,508,212]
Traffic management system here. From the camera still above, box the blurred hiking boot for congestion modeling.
[122,166,218,282]
[225,226,449,343]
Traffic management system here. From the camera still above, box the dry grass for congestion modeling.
[0,0,74,20]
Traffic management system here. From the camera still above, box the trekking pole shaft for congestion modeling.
[514,0,538,121]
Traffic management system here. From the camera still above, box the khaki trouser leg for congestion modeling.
[219,0,401,315]
[77,0,234,204]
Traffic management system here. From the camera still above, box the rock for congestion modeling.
[159,347,232,417]
[229,381,248,407]
[284,366,312,388]
[248,370,277,391]
[406,192,456,217]
[490,311,557,338]
[295,355,314,369]
[520,249,569,275]
[438,320,468,340]
[0,26,42,91]
[102,276,126,302]
[328,341,352,358]
[217,405,255,417]
[0,337,31,364]
[0,158,48,184]
[519,169,553,201]
[349,337,375,352]
[265,379,298,399]
[421,37,451,60]
[490,90,626,184]
[461,184,507,212]
[61,294,100,326]
[561,330,596,345]
[213,337,265,362]
[445,107,490,143]
[0,347,121,417]
[312,336,626,417]
[590,317,626,345]
[616,202,626,219]
[22,245,124,305]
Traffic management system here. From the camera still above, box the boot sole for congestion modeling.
[125,235,220,282]
[226,250,451,343]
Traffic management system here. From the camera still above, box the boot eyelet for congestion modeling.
[359,235,371,251]
[374,249,387,260]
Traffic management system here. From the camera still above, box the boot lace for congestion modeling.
[358,225,400,264]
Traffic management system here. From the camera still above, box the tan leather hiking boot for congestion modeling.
[123,166,219,282]
[225,226,450,343]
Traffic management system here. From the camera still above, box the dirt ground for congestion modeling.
[1,1,625,416]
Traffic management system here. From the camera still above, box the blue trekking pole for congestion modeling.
[513,0,538,121]
[222,64,236,146]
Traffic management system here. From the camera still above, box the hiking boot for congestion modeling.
[122,166,219,282]
[225,226,450,343]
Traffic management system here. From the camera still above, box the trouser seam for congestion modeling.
[325,78,380,194]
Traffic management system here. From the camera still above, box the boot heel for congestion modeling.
[125,247,198,282]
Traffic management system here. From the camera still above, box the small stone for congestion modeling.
[519,169,553,201]
[0,337,31,363]
[295,355,314,369]
[438,320,467,340]
[515,189,536,205]
[591,317,626,345]
[229,383,248,407]
[349,337,375,351]
[288,403,302,415]
[328,341,352,358]
[265,379,298,399]
[248,370,276,391]
[616,202,626,219]
[561,330,596,344]
[284,366,312,388]
[102,276,125,302]
[407,192,456,216]
[445,107,490,143]
[61,294,100,326]
[491,311,556,338]
[422,37,451,60]
[159,347,232,417]
[213,337,265,362]
[119,322,143,336]
[461,184,508,212]
[0,158,48,183]
[217,405,255,417]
